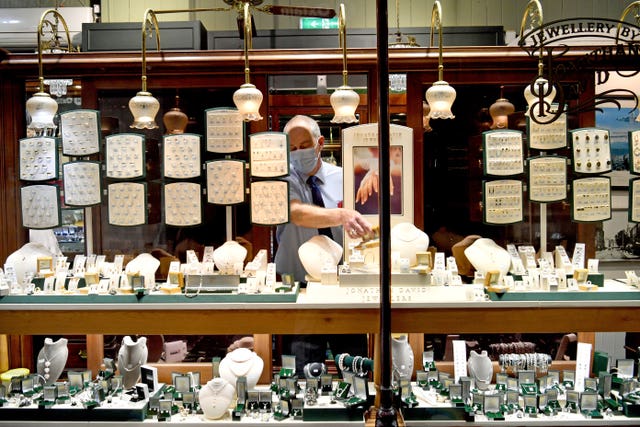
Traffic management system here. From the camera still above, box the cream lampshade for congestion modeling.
[129,9,160,129]
[426,1,455,120]
[233,3,263,122]
[26,91,58,132]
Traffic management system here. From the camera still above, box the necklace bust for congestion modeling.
[37,337,69,385]
[117,335,148,389]
[198,377,235,420]
[219,347,263,390]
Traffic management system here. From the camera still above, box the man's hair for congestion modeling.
[283,115,322,140]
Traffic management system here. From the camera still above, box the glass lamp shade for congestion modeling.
[524,77,556,117]
[26,91,58,131]
[425,80,456,119]
[330,86,360,124]
[163,107,188,135]
[489,98,515,129]
[233,83,263,121]
[129,91,160,129]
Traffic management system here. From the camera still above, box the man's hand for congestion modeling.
[341,209,374,240]
[355,169,394,205]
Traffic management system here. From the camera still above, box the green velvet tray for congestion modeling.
[487,280,640,301]
[0,284,299,304]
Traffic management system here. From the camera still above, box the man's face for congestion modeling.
[288,126,317,153]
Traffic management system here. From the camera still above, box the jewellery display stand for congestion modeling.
[630,178,640,223]
[117,335,148,389]
[629,129,640,175]
[205,107,244,154]
[482,129,524,177]
[198,377,235,419]
[527,106,567,150]
[298,235,343,282]
[107,182,147,226]
[36,337,68,385]
[250,180,290,225]
[162,133,201,179]
[19,137,58,182]
[59,109,101,157]
[571,176,611,222]
[528,155,567,203]
[219,347,264,390]
[20,184,61,229]
[249,132,289,178]
[105,133,146,180]
[164,182,203,226]
[570,128,612,175]
[62,161,102,207]
[206,159,246,205]
[482,179,524,225]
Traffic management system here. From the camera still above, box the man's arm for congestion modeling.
[289,199,373,239]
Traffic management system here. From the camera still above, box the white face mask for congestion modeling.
[290,146,319,175]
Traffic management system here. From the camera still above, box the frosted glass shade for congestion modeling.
[489,97,515,129]
[129,91,160,129]
[26,91,58,131]
[330,85,360,123]
[233,83,263,121]
[425,80,456,119]
[524,77,556,117]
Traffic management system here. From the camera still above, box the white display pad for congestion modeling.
[20,184,61,229]
[163,133,201,179]
[205,107,244,153]
[62,161,102,207]
[59,109,101,156]
[19,137,58,182]
[571,176,611,222]
[528,155,567,202]
[206,159,246,205]
[105,133,146,180]
[164,182,203,226]
[107,182,147,227]
[482,129,524,177]
[249,131,289,178]
[250,180,289,225]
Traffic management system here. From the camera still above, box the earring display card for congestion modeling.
[571,176,611,222]
[20,184,61,229]
[164,182,203,226]
[629,130,640,175]
[483,179,524,225]
[105,133,146,179]
[205,107,244,153]
[206,159,245,205]
[570,128,612,174]
[249,132,289,178]
[482,130,524,177]
[107,182,147,227]
[631,179,640,222]
[527,107,567,150]
[250,180,290,225]
[163,134,201,179]
[60,109,101,156]
[528,156,567,203]
[19,137,58,182]
[62,161,102,207]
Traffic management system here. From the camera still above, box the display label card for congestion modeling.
[452,340,467,382]
[572,243,586,270]
[575,342,592,392]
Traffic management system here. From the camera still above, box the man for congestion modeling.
[275,114,373,282]
[275,115,373,373]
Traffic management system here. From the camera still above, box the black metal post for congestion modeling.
[375,0,397,425]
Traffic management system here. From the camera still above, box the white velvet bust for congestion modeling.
[463,238,511,276]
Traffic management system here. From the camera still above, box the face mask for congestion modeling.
[290,146,319,175]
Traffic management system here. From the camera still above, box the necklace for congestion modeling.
[40,346,66,380]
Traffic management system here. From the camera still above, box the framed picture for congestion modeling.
[342,123,413,238]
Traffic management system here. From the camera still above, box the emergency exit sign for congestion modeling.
[299,17,339,30]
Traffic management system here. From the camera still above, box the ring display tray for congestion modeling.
[487,279,640,301]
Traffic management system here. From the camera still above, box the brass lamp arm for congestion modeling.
[429,1,444,81]
[36,9,72,93]
[338,3,348,87]
[243,2,253,84]
[140,9,161,93]
[519,0,544,77]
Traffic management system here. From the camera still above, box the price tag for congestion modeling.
[452,340,468,382]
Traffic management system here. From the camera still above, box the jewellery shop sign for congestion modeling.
[304,283,467,304]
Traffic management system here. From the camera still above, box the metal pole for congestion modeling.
[376,0,397,425]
